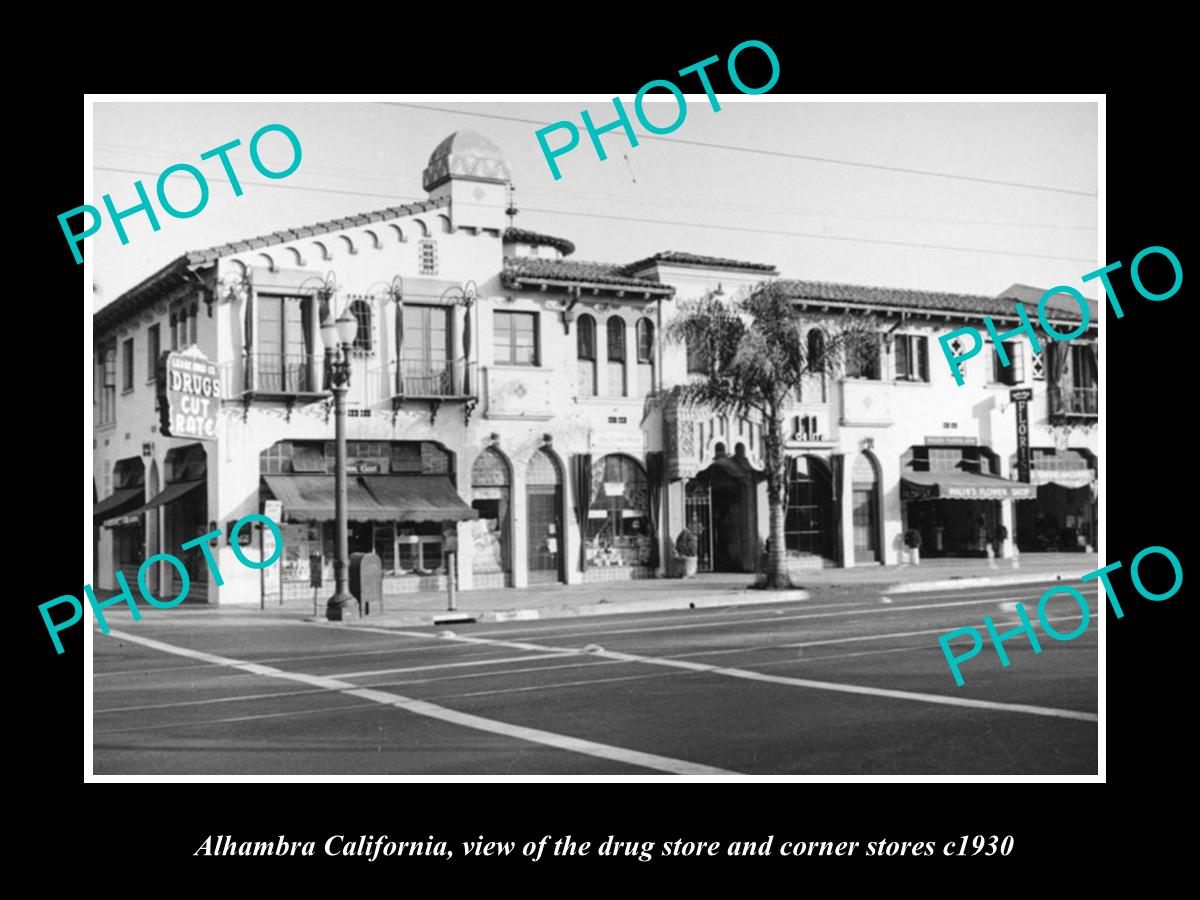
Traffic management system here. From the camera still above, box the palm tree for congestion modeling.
[666,281,878,588]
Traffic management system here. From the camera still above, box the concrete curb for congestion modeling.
[323,589,810,629]
[884,571,1076,595]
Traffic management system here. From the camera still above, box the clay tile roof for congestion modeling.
[777,279,1088,322]
[620,251,778,275]
[502,227,576,257]
[181,196,446,266]
[502,256,672,293]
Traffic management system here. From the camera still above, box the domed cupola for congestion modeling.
[423,130,512,192]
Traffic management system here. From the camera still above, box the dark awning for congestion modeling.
[94,487,145,523]
[901,470,1037,501]
[361,475,479,523]
[262,475,384,521]
[126,479,205,515]
[262,474,478,523]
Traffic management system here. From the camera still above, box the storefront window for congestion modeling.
[586,454,650,567]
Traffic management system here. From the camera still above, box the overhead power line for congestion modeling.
[378,102,1099,198]
[95,144,1098,230]
[90,165,1094,264]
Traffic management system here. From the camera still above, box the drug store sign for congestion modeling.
[158,346,221,440]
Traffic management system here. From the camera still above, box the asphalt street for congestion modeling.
[92,580,1099,775]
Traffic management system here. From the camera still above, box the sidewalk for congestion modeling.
[311,552,1096,628]
[317,575,809,628]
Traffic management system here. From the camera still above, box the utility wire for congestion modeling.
[95,145,1097,230]
[91,164,1094,263]
[378,102,1098,197]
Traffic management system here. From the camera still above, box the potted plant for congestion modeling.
[675,528,699,578]
[904,529,922,566]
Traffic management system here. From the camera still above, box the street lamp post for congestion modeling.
[321,303,359,622]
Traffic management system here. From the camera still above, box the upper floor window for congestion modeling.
[147,324,160,382]
[99,346,116,425]
[894,334,930,382]
[992,340,1024,385]
[636,318,654,363]
[576,313,597,397]
[349,300,373,353]
[686,336,710,374]
[846,334,882,380]
[494,311,538,366]
[257,294,314,392]
[188,303,198,345]
[122,338,135,392]
[419,239,438,276]
[169,313,179,350]
[636,318,655,394]
[606,317,627,397]
[577,314,596,361]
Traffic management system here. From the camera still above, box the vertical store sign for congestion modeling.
[263,499,283,606]
[1011,388,1033,482]
[158,347,221,440]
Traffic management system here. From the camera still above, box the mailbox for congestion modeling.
[309,553,323,588]
[350,551,383,616]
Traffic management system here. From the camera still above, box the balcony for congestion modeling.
[1049,385,1098,419]
[364,358,477,424]
[221,353,325,401]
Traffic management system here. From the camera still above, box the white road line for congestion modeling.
[375,626,1097,723]
[667,611,1095,661]
[96,702,383,734]
[464,599,880,637]
[432,593,1096,643]
[105,629,735,776]
[331,651,578,680]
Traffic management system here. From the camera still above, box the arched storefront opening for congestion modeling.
[586,454,651,572]
[785,454,835,562]
[162,444,208,601]
[900,443,1029,558]
[526,448,565,584]
[471,447,512,587]
[851,452,881,563]
[1012,448,1097,552]
[690,443,763,573]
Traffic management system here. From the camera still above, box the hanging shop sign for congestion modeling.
[1010,387,1033,483]
[158,347,221,440]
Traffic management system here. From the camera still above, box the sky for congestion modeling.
[91,99,1098,310]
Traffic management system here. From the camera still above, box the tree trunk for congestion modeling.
[762,413,791,589]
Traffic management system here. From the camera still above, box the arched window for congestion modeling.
[605,317,627,397]
[189,303,199,345]
[169,313,179,350]
[587,454,650,567]
[807,328,827,402]
[349,299,373,352]
[576,314,596,397]
[636,318,655,394]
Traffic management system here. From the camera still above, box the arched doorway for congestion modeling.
[526,448,564,584]
[692,443,761,572]
[785,454,834,561]
[472,447,512,587]
[851,452,881,563]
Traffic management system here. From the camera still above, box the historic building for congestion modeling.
[92,129,1098,605]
